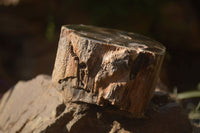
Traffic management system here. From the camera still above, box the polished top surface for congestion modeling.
[65,25,165,54]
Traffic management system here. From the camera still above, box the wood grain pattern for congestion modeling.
[52,25,165,117]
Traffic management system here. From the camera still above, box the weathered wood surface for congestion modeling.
[52,25,165,117]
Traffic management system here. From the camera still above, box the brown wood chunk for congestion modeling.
[52,25,165,117]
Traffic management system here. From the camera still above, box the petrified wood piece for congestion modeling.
[52,25,165,117]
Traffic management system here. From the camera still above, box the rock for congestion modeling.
[0,75,192,133]
[0,75,64,133]
[52,25,165,117]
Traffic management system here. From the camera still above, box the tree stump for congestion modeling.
[52,25,165,117]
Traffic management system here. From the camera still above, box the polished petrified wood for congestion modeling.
[52,25,165,117]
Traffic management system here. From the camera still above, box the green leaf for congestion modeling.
[177,91,200,99]
[189,111,200,120]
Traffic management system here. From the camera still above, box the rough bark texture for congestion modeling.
[0,75,192,133]
[52,25,165,117]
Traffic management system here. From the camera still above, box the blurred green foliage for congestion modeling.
[46,15,55,42]
[177,83,200,124]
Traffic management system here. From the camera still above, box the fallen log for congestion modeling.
[52,25,166,117]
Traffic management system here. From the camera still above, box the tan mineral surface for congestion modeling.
[52,25,165,116]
